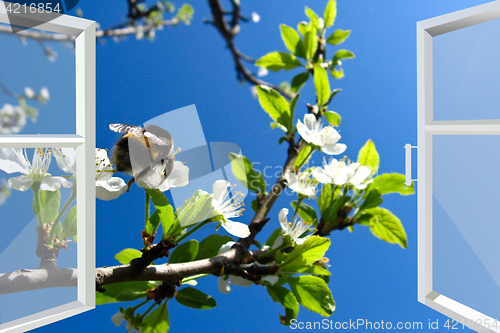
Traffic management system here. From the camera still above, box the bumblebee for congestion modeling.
[109,123,175,188]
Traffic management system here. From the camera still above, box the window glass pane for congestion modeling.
[0,147,77,324]
[0,24,76,134]
[433,135,500,320]
[433,18,500,121]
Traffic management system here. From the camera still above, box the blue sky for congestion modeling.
[1,0,498,332]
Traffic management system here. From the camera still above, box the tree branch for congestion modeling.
[0,267,77,295]
[206,0,293,98]
[0,18,181,42]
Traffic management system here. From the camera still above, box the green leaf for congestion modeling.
[265,228,282,248]
[60,205,77,239]
[169,240,199,263]
[266,285,299,326]
[229,153,267,194]
[297,21,308,36]
[145,189,170,207]
[195,234,233,260]
[324,111,341,127]
[317,183,335,217]
[305,6,320,30]
[314,64,330,107]
[158,204,175,240]
[271,122,287,132]
[256,85,293,132]
[115,248,143,265]
[287,275,335,317]
[175,287,216,309]
[176,190,212,229]
[96,281,159,305]
[356,213,373,226]
[289,94,299,123]
[329,88,341,101]
[143,302,169,333]
[33,189,60,225]
[303,28,318,61]
[294,144,313,168]
[280,24,306,59]
[291,72,309,93]
[363,207,408,248]
[327,29,351,45]
[280,236,330,268]
[358,188,383,212]
[369,173,415,195]
[255,52,303,71]
[115,290,148,302]
[323,1,337,28]
[330,68,344,79]
[291,201,317,224]
[280,264,331,276]
[146,210,161,236]
[333,49,355,65]
[318,184,350,223]
[358,139,380,176]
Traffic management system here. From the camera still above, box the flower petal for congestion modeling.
[52,148,76,174]
[262,276,279,285]
[296,235,311,245]
[303,114,317,131]
[95,148,113,181]
[279,208,289,226]
[161,161,189,191]
[322,142,347,155]
[230,275,253,287]
[222,220,250,238]
[218,276,231,294]
[111,312,125,327]
[217,241,236,255]
[40,176,72,191]
[296,119,312,144]
[8,174,33,191]
[311,167,332,183]
[96,177,128,201]
[0,148,29,174]
[212,180,231,207]
[350,166,372,187]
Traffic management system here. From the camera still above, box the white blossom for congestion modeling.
[257,66,269,77]
[40,87,50,101]
[279,208,314,245]
[284,169,317,198]
[0,103,27,134]
[137,160,189,192]
[24,87,35,98]
[312,158,373,189]
[296,114,346,155]
[95,148,128,200]
[209,180,250,238]
[0,148,71,191]
[251,12,260,23]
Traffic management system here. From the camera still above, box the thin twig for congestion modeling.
[206,0,293,98]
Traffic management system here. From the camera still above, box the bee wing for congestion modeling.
[144,131,170,145]
[109,124,144,137]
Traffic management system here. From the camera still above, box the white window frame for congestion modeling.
[417,2,500,331]
[0,2,95,332]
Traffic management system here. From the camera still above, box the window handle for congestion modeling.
[404,144,417,186]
